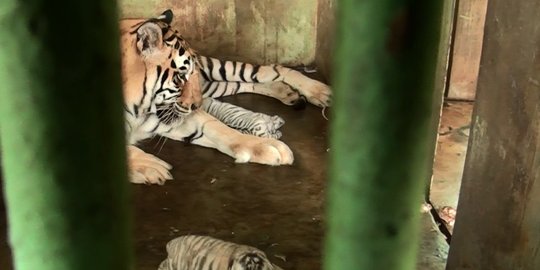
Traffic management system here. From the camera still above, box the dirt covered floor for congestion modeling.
[0,92,329,270]
[131,94,329,270]
[0,84,461,270]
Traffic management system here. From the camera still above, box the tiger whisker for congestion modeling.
[157,137,168,155]
[153,134,165,149]
[162,109,178,124]
[163,108,177,123]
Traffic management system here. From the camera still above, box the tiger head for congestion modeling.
[121,10,202,123]
[230,250,283,270]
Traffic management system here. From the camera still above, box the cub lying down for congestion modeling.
[158,235,283,270]
[122,10,332,184]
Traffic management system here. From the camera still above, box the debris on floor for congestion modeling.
[421,202,433,213]
[437,206,457,233]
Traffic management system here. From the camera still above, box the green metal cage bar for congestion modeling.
[326,1,444,269]
[0,1,132,270]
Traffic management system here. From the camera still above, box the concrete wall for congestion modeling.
[119,0,318,66]
[426,0,457,199]
[446,0,488,100]
[447,0,540,268]
[315,0,336,82]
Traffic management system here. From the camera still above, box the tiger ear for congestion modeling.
[157,9,174,24]
[136,22,163,55]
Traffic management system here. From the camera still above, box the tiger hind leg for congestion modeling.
[197,56,331,107]
[201,97,285,139]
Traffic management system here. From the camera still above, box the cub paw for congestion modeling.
[258,115,285,139]
[229,136,294,166]
[128,146,173,185]
[270,115,285,129]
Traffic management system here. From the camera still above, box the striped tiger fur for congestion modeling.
[158,236,283,270]
[197,61,329,108]
[202,98,285,139]
[121,10,331,185]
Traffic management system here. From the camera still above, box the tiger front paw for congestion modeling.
[229,135,294,166]
[298,79,332,108]
[128,146,173,185]
[281,68,332,107]
[263,81,301,106]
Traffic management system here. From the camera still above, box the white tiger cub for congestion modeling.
[158,235,283,270]
[202,98,285,139]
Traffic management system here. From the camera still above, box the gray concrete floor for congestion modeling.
[417,211,449,270]
[0,95,470,270]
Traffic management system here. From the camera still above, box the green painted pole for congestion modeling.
[0,1,132,270]
[325,1,444,270]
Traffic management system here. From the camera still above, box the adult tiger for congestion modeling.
[122,10,331,185]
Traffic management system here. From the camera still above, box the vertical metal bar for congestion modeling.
[325,1,444,269]
[0,1,132,270]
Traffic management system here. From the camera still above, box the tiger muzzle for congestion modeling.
[177,69,203,114]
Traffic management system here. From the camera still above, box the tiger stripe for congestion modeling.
[201,98,284,139]
[158,235,283,270]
